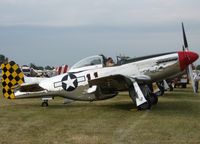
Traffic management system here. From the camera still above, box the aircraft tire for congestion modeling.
[137,102,151,110]
[150,93,158,105]
[156,82,165,96]
[139,90,152,110]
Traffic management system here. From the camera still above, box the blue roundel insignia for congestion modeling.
[61,73,78,91]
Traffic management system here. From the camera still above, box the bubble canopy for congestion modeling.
[69,55,106,72]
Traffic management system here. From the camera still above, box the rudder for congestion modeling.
[1,61,24,99]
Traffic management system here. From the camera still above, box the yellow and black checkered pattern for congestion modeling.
[1,61,24,99]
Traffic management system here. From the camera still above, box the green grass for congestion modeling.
[0,85,200,144]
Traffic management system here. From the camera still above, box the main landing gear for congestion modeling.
[129,84,158,110]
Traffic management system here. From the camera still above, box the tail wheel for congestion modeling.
[41,101,49,107]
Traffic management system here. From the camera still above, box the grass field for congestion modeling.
[0,85,200,144]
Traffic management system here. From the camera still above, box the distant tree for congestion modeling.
[22,65,29,67]
[37,66,44,70]
[196,65,200,70]
[0,54,5,64]
[29,63,44,70]
[45,65,54,70]
[30,63,37,69]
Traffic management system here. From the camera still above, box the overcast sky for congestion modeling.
[0,0,200,66]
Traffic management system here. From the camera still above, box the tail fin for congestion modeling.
[1,61,24,99]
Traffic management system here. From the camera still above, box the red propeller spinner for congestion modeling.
[178,51,199,71]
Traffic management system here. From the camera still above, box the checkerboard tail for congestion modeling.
[1,61,24,99]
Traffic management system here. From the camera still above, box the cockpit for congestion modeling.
[69,55,115,72]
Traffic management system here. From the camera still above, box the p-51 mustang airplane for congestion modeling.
[1,24,199,110]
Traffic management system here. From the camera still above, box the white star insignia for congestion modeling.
[63,75,76,90]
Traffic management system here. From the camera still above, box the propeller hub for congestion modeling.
[178,51,199,71]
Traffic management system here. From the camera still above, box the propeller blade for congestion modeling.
[181,23,197,94]
[182,22,188,49]
[182,45,185,51]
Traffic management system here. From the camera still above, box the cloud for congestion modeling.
[0,0,200,26]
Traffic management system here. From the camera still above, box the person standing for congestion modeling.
[194,72,199,93]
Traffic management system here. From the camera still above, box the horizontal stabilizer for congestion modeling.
[16,83,45,92]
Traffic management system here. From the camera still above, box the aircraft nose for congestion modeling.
[187,51,199,63]
[178,51,199,71]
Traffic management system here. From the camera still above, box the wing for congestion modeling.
[88,74,151,91]
[88,75,131,91]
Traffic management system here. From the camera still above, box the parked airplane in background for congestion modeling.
[20,64,69,77]
[55,65,69,75]
[1,24,199,110]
